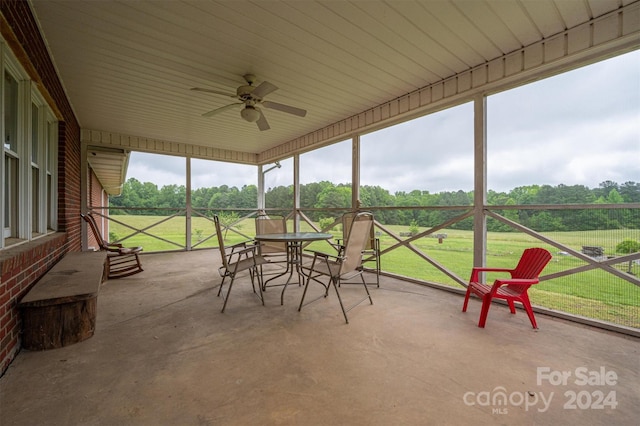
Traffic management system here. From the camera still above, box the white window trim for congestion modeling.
[1,39,58,249]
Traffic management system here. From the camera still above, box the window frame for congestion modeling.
[2,61,23,241]
[1,40,58,249]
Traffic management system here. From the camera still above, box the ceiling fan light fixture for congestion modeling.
[240,106,260,122]
[194,75,306,131]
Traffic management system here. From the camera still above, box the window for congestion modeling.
[1,42,57,247]
[31,102,40,235]
[4,70,18,151]
[360,103,474,198]
[46,117,57,230]
[3,69,19,239]
[300,140,351,210]
[486,50,640,197]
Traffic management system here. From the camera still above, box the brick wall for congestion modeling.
[0,234,67,373]
[0,1,82,375]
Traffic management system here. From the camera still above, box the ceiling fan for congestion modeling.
[191,74,307,131]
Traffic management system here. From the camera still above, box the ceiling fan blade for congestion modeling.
[191,87,236,98]
[202,102,243,117]
[262,101,307,117]
[256,109,270,131]
[251,81,278,99]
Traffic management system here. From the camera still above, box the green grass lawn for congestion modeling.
[108,215,640,328]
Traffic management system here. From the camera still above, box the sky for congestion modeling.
[126,50,639,195]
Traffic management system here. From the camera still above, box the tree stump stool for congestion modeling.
[18,251,107,350]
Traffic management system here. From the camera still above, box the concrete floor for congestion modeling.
[1,250,638,426]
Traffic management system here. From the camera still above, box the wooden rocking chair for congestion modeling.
[81,212,144,279]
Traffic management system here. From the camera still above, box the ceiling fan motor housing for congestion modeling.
[236,85,255,99]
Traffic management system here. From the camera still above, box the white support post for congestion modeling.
[257,164,265,212]
[185,156,192,250]
[293,155,300,231]
[80,140,88,250]
[473,94,487,268]
[352,135,360,210]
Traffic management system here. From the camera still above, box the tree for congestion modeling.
[619,182,640,203]
[596,180,619,200]
[606,189,624,204]
[216,212,242,240]
[110,178,160,215]
[509,185,540,205]
[316,186,351,210]
[266,185,293,209]
[111,177,639,233]
[527,211,566,232]
[238,185,258,209]
[409,220,419,236]
[300,181,334,221]
[157,184,186,209]
[300,181,333,208]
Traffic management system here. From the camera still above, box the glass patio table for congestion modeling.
[254,232,333,305]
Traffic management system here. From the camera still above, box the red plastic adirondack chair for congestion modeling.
[462,248,552,328]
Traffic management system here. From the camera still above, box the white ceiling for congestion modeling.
[29,0,636,161]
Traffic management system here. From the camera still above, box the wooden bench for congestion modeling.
[18,251,107,351]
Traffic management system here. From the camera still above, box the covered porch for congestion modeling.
[2,250,637,425]
[1,2,638,420]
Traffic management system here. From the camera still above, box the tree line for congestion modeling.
[109,178,640,231]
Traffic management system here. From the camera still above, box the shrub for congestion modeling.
[318,217,335,231]
[616,239,640,254]
[409,220,419,236]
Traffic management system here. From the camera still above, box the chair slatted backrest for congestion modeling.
[214,215,230,271]
[512,248,552,279]
[255,215,287,254]
[81,212,109,250]
[340,212,374,275]
[509,247,552,293]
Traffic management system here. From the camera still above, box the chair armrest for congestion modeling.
[302,249,345,270]
[493,278,539,286]
[233,245,258,255]
[105,245,124,254]
[228,240,251,248]
[470,267,515,282]
[301,249,345,279]
[227,240,255,253]
[329,240,345,255]
[485,278,539,295]
[117,246,143,255]
[226,243,261,263]
[471,267,513,273]
[304,249,337,259]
